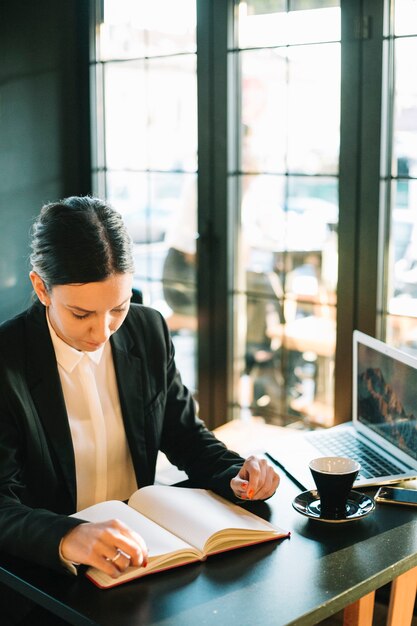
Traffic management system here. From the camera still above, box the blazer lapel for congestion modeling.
[25,303,77,508]
[111,327,151,486]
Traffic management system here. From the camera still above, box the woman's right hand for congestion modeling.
[60,519,148,577]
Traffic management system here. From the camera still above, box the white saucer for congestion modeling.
[292,489,375,523]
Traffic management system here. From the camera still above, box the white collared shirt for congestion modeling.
[46,312,137,511]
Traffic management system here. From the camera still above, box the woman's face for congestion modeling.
[30,272,133,351]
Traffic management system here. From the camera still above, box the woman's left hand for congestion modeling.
[230,455,280,501]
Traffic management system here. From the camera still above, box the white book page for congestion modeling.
[128,485,279,553]
[72,500,198,559]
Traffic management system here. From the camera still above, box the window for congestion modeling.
[92,0,417,430]
[232,0,340,427]
[92,0,198,393]
[381,0,417,356]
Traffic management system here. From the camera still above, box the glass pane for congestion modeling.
[146,0,196,56]
[100,0,146,60]
[389,180,417,305]
[235,283,287,424]
[100,0,196,60]
[104,62,147,170]
[241,175,287,258]
[386,313,417,357]
[287,177,338,302]
[106,171,151,244]
[240,293,335,425]
[161,175,197,319]
[238,170,337,425]
[244,309,287,424]
[237,3,340,424]
[241,50,287,173]
[95,0,198,402]
[290,0,339,8]
[106,169,195,247]
[280,303,336,427]
[395,0,417,36]
[241,44,340,175]
[157,174,197,396]
[237,0,340,49]
[237,0,287,48]
[392,39,417,173]
[287,44,340,174]
[147,56,197,172]
[133,245,151,286]
[134,278,197,394]
[104,57,197,172]
[384,28,417,356]
[241,174,338,300]
[150,172,192,247]
[241,0,286,15]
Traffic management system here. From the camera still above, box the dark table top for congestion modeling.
[1,475,417,626]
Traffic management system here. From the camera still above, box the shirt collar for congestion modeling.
[46,309,105,373]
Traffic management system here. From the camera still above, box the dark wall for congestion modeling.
[0,0,91,322]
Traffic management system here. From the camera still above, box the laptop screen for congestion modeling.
[355,333,417,461]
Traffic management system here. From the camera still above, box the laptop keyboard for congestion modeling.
[306,430,405,479]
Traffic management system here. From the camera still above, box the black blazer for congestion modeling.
[0,302,244,572]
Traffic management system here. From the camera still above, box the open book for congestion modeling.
[72,485,289,589]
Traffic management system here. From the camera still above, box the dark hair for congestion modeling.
[30,196,134,288]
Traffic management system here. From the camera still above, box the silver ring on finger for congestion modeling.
[110,549,123,564]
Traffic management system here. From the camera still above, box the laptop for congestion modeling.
[266,330,417,491]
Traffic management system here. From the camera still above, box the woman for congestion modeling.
[0,196,279,586]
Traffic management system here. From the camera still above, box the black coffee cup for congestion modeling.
[309,456,360,519]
